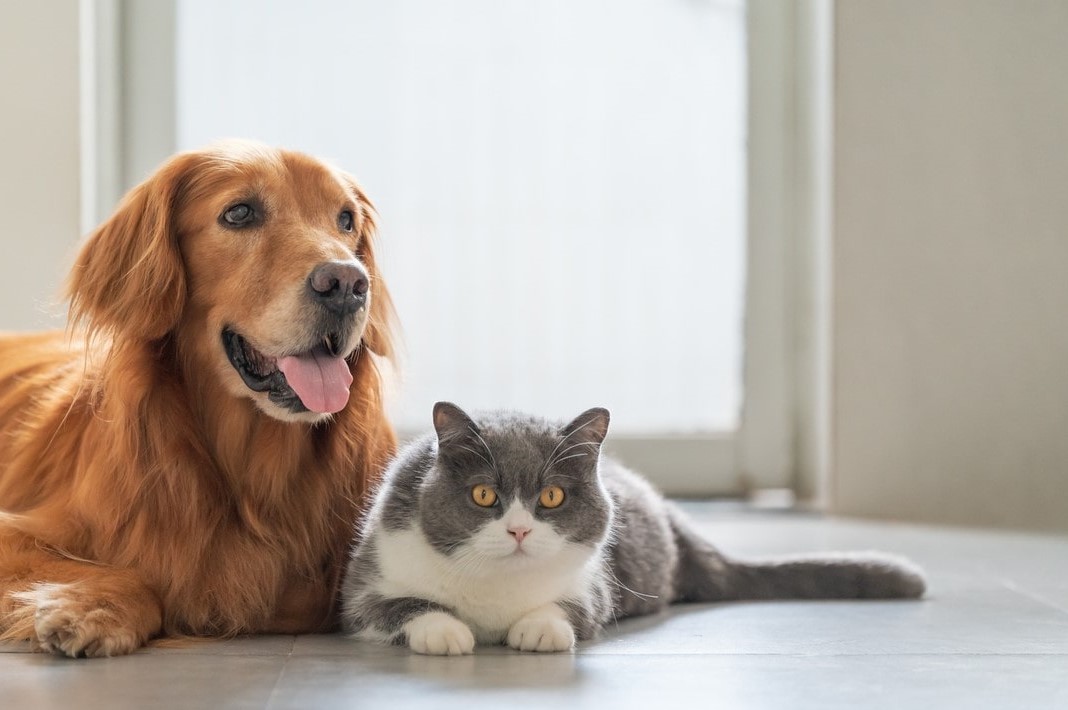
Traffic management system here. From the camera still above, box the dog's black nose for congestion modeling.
[307,261,368,315]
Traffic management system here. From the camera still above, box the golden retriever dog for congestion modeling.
[0,141,397,657]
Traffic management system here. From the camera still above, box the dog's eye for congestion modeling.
[338,210,355,232]
[222,203,255,227]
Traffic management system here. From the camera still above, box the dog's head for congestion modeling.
[68,140,395,423]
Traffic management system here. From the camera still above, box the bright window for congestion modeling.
[174,0,747,436]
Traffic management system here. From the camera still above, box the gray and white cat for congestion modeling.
[340,403,925,655]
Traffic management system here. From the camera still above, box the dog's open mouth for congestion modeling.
[222,329,354,415]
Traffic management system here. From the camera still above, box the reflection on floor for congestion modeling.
[3,503,1067,709]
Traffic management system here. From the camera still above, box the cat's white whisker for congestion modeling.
[540,419,597,475]
[607,569,660,601]
[542,440,598,475]
[551,452,590,466]
[452,444,493,467]
[467,426,497,470]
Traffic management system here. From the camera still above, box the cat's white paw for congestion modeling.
[404,611,475,656]
[507,605,575,653]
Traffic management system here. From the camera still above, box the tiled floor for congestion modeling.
[3,503,1067,709]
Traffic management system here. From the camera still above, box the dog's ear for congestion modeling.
[343,173,397,360]
[68,152,200,341]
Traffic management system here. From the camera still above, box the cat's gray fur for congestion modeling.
[341,403,925,651]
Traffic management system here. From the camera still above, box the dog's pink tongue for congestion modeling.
[277,351,353,414]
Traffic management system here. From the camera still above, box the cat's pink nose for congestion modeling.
[508,526,531,544]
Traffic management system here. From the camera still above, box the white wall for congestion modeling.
[0,2,83,331]
[830,0,1068,532]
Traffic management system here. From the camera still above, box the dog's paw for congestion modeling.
[12,583,149,658]
[507,605,575,653]
[403,611,475,656]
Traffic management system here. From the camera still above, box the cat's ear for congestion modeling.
[433,402,479,444]
[559,407,611,448]
[433,402,492,468]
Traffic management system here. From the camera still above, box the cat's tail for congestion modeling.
[669,509,926,602]
[716,552,926,601]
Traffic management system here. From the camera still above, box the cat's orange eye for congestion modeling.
[539,485,565,509]
[471,484,498,507]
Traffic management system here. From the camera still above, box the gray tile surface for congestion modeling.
[2,504,1066,709]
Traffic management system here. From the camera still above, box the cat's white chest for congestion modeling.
[374,526,596,643]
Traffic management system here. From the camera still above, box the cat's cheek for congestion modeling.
[404,611,476,656]
[506,604,576,653]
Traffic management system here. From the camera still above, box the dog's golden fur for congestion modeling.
[0,141,397,656]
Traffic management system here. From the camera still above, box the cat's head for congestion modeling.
[416,402,614,569]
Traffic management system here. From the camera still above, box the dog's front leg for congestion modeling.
[0,547,162,657]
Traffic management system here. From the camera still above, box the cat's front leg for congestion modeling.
[506,603,576,653]
[344,594,474,656]
[404,610,476,656]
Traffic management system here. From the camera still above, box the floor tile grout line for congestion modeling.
[999,580,1068,617]
[258,644,292,704]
